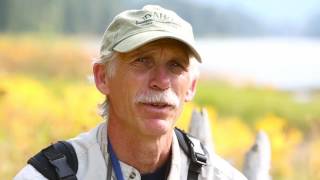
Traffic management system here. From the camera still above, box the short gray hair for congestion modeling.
[94,52,118,78]
[189,57,200,80]
[94,52,118,119]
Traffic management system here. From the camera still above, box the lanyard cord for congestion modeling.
[108,138,125,180]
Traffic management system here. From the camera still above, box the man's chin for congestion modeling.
[142,118,173,136]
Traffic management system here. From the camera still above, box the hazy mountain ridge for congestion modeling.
[1,0,320,37]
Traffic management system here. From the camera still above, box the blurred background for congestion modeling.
[1,0,320,179]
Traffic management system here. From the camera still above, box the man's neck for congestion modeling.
[107,120,173,174]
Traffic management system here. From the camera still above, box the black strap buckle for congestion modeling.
[187,135,207,166]
[192,152,207,166]
[174,128,208,179]
[49,156,74,179]
[43,146,76,180]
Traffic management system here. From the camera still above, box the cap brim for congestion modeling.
[113,31,202,62]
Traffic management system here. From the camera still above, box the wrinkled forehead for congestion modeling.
[122,39,192,61]
[144,39,190,49]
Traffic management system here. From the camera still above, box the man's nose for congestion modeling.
[149,66,170,90]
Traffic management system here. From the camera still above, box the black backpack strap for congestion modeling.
[27,141,78,180]
[174,128,207,180]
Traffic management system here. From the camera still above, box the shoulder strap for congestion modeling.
[174,128,207,180]
[27,141,78,180]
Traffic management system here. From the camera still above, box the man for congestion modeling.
[15,5,247,180]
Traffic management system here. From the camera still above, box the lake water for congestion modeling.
[197,38,320,90]
[85,37,320,91]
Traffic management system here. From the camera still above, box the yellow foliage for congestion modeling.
[213,117,254,167]
[175,102,196,131]
[255,114,303,177]
[0,74,105,178]
[0,35,91,78]
[308,139,320,179]
[57,84,103,136]
[205,105,218,125]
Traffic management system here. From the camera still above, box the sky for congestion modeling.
[194,0,320,28]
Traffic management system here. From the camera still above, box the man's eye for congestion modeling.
[134,57,150,63]
[136,57,146,62]
[168,60,187,74]
[131,57,153,68]
[169,61,185,69]
[171,62,182,67]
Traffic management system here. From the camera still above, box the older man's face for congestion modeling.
[106,39,197,136]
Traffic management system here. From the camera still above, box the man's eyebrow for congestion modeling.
[175,58,190,68]
[125,48,157,59]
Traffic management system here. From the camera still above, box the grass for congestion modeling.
[195,80,320,130]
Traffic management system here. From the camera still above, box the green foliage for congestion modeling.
[0,0,129,34]
[0,0,265,36]
[195,80,320,130]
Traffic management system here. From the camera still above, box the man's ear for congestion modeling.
[93,63,110,95]
[185,78,198,102]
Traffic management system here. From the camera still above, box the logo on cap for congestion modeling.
[136,11,176,26]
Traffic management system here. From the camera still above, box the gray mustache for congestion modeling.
[135,90,180,107]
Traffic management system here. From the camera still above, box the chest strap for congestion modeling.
[27,141,78,180]
[174,128,208,180]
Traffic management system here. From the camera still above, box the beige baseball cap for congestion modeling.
[100,5,202,62]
